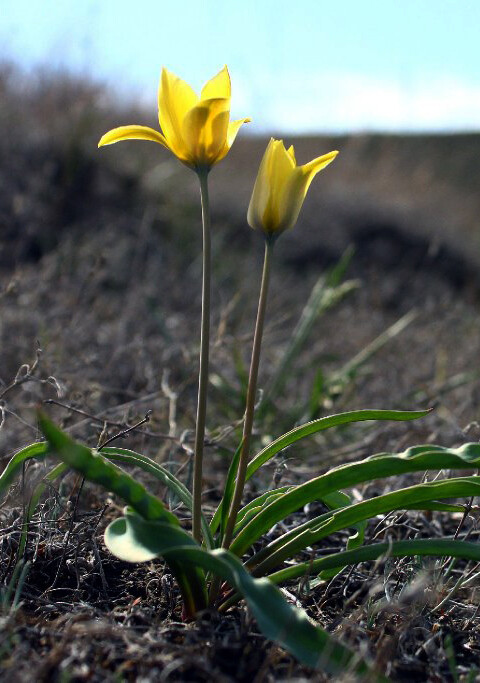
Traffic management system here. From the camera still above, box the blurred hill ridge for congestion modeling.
[1,64,479,286]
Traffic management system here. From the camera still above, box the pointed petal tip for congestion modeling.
[98,132,113,147]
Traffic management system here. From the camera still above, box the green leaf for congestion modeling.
[37,413,208,615]
[221,537,480,611]
[105,507,207,615]
[316,490,366,580]
[246,408,431,482]
[248,476,480,576]
[105,507,199,562]
[232,443,480,557]
[0,442,49,497]
[266,538,480,586]
[38,413,177,524]
[233,486,292,534]
[101,446,214,549]
[219,439,243,542]
[106,510,381,679]
[0,439,214,548]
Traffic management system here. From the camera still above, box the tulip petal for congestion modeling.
[248,140,339,237]
[158,67,198,158]
[247,138,276,233]
[301,150,339,193]
[182,98,230,167]
[277,151,339,232]
[201,65,231,101]
[215,117,251,162]
[287,145,296,164]
[98,125,169,148]
[260,140,297,231]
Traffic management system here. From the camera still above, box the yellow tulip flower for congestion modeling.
[99,66,250,172]
[247,139,338,238]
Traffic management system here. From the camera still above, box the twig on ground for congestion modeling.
[97,411,152,450]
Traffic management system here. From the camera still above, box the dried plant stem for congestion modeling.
[192,169,212,543]
[222,238,274,549]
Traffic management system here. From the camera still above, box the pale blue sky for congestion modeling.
[2,0,480,132]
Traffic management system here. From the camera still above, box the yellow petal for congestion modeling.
[259,140,296,232]
[274,168,309,233]
[300,150,339,193]
[158,67,198,157]
[182,98,230,167]
[98,125,169,148]
[201,65,231,101]
[215,117,251,162]
[277,150,339,232]
[247,138,277,232]
[248,141,339,237]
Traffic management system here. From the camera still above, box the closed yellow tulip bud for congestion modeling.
[99,66,250,173]
[247,139,338,238]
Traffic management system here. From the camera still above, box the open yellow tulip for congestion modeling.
[247,139,338,238]
[98,66,250,172]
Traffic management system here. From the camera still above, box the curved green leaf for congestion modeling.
[106,508,207,615]
[0,437,214,548]
[266,538,480,585]
[0,442,49,497]
[101,447,213,549]
[232,443,480,556]
[38,413,177,523]
[246,408,431,481]
[37,413,208,615]
[209,408,429,539]
[221,538,480,611]
[105,510,381,679]
[233,487,292,535]
[250,476,480,576]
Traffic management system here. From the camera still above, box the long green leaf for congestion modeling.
[105,509,381,679]
[266,538,480,585]
[232,443,480,556]
[0,439,214,549]
[37,414,208,615]
[219,439,243,541]
[220,538,480,611]
[316,490,367,580]
[38,414,177,523]
[250,476,480,576]
[101,447,213,549]
[0,442,49,496]
[233,486,292,535]
[246,408,431,481]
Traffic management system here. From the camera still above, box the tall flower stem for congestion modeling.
[192,168,212,544]
[222,237,274,550]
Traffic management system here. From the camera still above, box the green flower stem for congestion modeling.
[192,169,212,544]
[222,238,274,550]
